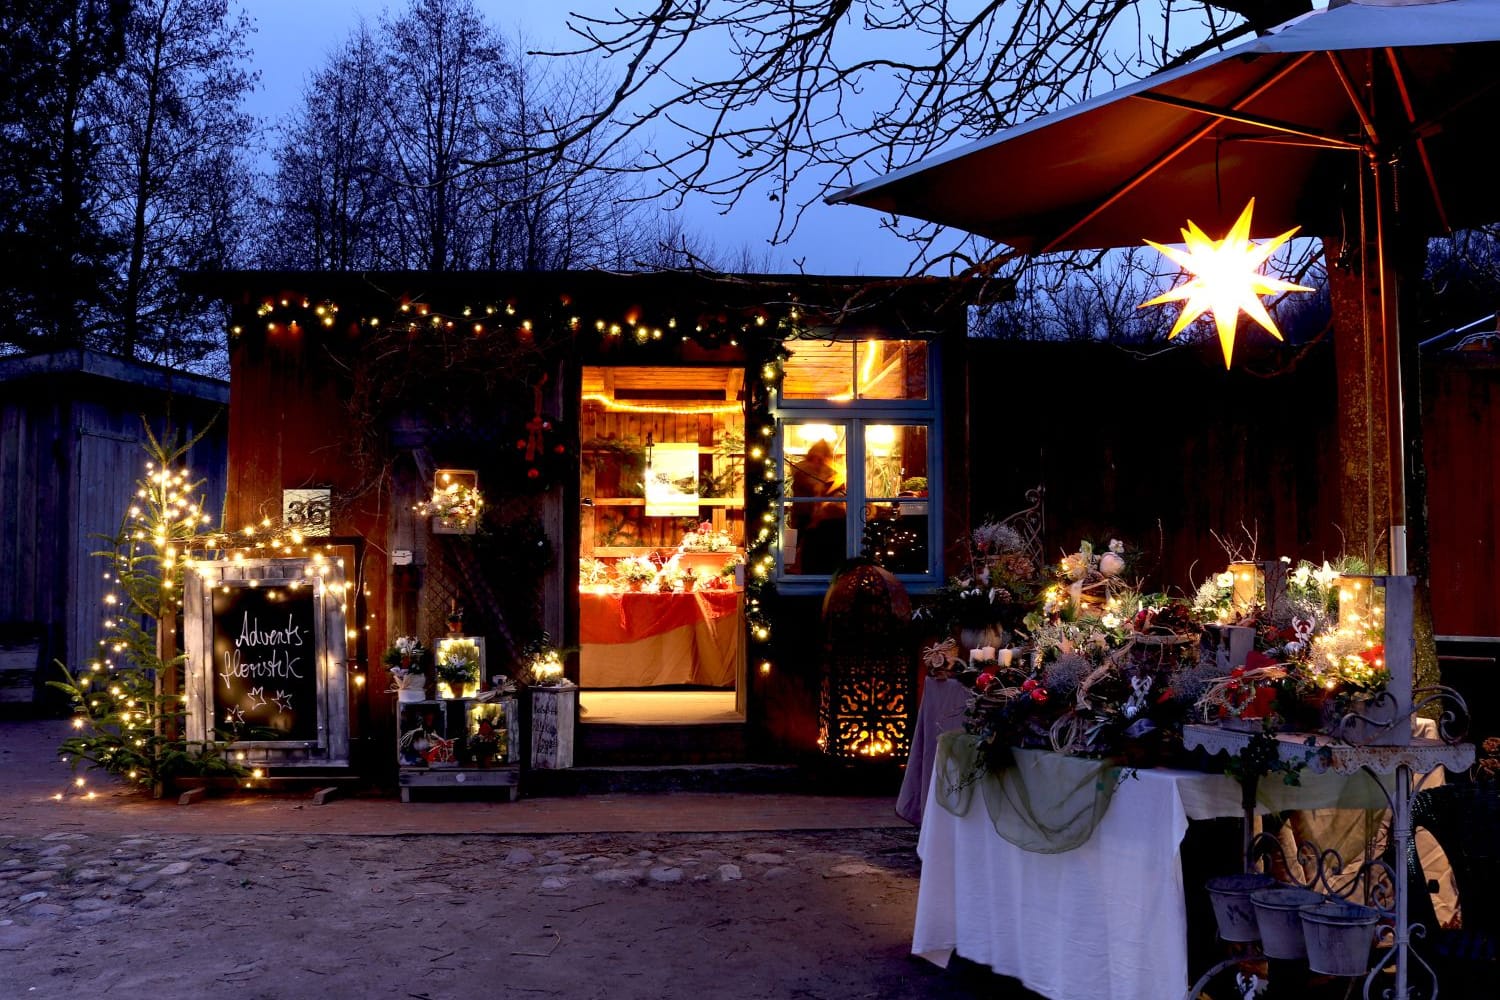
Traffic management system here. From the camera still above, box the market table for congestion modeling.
[914,758,1248,1000]
[578,589,741,688]
[912,737,1460,1000]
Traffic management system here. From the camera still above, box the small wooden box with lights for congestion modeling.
[396,695,520,801]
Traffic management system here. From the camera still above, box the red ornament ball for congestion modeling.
[527,468,540,479]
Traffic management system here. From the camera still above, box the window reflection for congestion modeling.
[783,426,847,575]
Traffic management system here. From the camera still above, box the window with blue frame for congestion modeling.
[774,338,939,589]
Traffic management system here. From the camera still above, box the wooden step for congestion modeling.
[575,721,747,765]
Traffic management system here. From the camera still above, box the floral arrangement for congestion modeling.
[579,557,611,587]
[415,480,485,528]
[918,517,1048,636]
[521,636,567,688]
[383,635,427,693]
[945,530,1410,769]
[1186,555,1389,728]
[616,555,659,586]
[945,538,1204,768]
[467,719,503,759]
[680,521,735,552]
[435,645,480,690]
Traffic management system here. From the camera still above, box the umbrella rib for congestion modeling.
[1130,93,1362,151]
[1324,51,1381,149]
[1385,47,1450,234]
[1038,52,1317,255]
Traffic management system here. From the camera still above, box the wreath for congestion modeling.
[508,376,570,490]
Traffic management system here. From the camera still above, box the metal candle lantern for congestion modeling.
[818,563,913,758]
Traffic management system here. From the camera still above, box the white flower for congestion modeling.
[1313,560,1339,590]
[1291,564,1311,587]
[1216,571,1235,588]
[1101,612,1121,630]
[1108,539,1124,554]
[1100,552,1125,577]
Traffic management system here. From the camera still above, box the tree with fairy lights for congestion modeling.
[51,421,240,797]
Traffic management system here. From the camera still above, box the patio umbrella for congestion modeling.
[830,0,1500,575]
[830,0,1500,253]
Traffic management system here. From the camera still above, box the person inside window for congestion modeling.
[788,439,846,574]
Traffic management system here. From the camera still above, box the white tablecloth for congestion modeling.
[914,766,1246,1000]
[913,744,1458,1000]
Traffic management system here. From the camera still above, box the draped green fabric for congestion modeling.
[933,732,1121,854]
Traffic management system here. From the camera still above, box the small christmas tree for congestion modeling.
[51,421,241,797]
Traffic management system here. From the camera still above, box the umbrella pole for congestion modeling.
[1373,156,1409,576]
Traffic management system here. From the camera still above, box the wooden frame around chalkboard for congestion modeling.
[183,556,351,768]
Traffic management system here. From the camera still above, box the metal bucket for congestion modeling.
[1300,901,1379,977]
[1205,873,1278,942]
[1251,886,1324,959]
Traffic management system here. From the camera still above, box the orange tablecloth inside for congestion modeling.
[580,590,742,688]
[581,590,740,644]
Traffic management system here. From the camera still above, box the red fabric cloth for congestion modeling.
[580,591,741,645]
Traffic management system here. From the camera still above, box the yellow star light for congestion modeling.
[1139,199,1313,368]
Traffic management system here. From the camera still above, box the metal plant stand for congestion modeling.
[1183,720,1473,1000]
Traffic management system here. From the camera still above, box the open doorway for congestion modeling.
[578,365,746,725]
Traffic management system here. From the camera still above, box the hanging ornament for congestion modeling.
[1138,198,1313,368]
[508,374,568,491]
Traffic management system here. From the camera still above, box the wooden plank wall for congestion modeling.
[0,387,66,630]
[964,339,1345,597]
[1423,354,1500,637]
[1,373,227,700]
[227,331,386,738]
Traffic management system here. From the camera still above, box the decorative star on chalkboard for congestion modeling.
[225,707,244,726]
[248,686,267,709]
[271,690,293,712]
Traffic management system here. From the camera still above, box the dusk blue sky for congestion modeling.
[239,0,917,275]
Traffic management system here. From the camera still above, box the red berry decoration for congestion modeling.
[527,468,540,479]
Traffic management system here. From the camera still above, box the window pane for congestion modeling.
[864,424,928,499]
[863,424,929,576]
[782,424,847,495]
[781,341,853,400]
[857,340,927,400]
[782,423,847,574]
[863,502,929,575]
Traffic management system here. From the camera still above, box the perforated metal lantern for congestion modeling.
[819,563,914,758]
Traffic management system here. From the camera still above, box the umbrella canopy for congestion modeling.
[830,0,1500,253]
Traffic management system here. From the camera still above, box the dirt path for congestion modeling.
[0,720,1031,999]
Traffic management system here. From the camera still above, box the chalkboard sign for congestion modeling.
[211,583,320,742]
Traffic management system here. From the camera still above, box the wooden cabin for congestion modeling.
[204,271,981,774]
[0,350,227,712]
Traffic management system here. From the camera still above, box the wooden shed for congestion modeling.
[0,350,228,712]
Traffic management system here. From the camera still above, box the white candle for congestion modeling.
[969,648,985,665]
[996,648,1014,667]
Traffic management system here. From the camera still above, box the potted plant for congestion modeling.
[435,646,479,699]
[467,720,502,767]
[383,636,428,702]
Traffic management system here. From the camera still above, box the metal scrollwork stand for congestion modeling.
[1183,685,1473,1000]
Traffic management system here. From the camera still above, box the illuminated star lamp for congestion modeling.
[1139,199,1313,368]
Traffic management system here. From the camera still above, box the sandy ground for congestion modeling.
[0,721,1033,1000]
